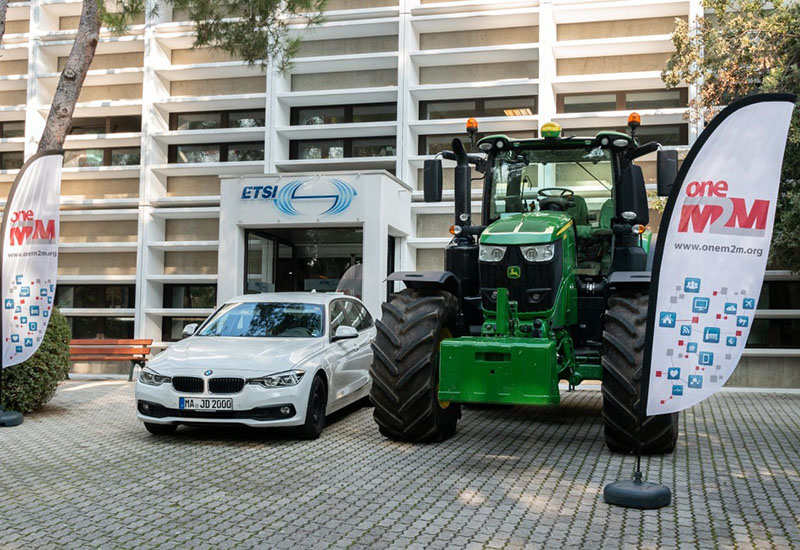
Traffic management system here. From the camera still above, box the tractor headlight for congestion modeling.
[248,370,306,388]
[520,244,555,263]
[479,245,507,263]
[139,368,171,386]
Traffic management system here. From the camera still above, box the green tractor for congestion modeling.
[370,116,681,453]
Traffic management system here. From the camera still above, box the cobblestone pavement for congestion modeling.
[1,381,799,550]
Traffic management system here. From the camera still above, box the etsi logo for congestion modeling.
[240,179,357,217]
[8,210,56,246]
[678,180,769,236]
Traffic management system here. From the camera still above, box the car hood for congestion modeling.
[147,336,325,376]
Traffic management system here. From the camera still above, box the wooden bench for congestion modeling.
[70,339,153,381]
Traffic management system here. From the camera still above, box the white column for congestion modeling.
[537,0,557,129]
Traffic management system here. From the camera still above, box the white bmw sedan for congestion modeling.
[135,292,374,439]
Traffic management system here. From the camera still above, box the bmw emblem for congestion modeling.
[204,370,213,376]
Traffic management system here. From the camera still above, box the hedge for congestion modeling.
[1,307,71,414]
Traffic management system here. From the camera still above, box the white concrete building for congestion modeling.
[0,0,797,383]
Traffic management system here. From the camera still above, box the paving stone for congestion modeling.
[1,382,799,549]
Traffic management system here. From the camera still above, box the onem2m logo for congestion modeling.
[8,210,56,246]
[678,180,770,236]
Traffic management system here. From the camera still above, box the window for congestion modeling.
[291,137,395,159]
[563,94,617,114]
[291,103,396,126]
[176,113,221,131]
[169,142,264,163]
[626,90,683,110]
[420,96,536,120]
[111,147,141,166]
[67,317,135,339]
[757,281,800,309]
[170,110,266,131]
[69,116,141,135]
[229,142,265,162]
[557,89,687,113]
[163,285,217,309]
[354,302,373,331]
[63,148,141,168]
[64,149,104,168]
[747,319,800,349]
[0,151,23,170]
[174,144,220,163]
[163,317,208,342]
[330,300,372,332]
[1,121,24,138]
[230,110,265,128]
[56,285,136,309]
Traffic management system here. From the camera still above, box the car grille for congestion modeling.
[172,376,204,393]
[479,240,563,313]
[209,377,245,394]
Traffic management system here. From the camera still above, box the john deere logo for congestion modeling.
[507,266,521,279]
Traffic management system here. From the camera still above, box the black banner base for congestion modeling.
[604,478,671,509]
[0,409,23,427]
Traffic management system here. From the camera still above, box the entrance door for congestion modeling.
[244,227,363,295]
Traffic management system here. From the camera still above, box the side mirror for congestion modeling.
[657,149,679,197]
[181,323,198,338]
[423,159,443,202]
[617,164,649,225]
[332,325,359,342]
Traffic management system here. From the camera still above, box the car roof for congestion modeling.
[225,292,358,306]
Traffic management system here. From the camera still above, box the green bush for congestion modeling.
[1,307,71,414]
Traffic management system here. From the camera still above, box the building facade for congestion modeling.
[1,0,797,383]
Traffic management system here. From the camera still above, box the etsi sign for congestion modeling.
[8,210,56,246]
[240,178,357,217]
[678,180,770,236]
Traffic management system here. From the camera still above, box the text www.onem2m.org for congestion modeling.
[674,242,764,258]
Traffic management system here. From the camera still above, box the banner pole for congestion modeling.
[0,244,22,427]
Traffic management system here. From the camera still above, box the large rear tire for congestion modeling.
[370,289,461,442]
[602,293,679,454]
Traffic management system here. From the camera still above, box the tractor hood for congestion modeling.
[480,211,573,245]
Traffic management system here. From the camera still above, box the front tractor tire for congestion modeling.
[370,289,461,442]
[602,294,679,454]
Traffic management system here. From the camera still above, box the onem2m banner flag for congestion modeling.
[1,151,64,368]
[645,94,796,416]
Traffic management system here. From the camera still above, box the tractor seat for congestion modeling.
[591,198,614,237]
[567,194,593,238]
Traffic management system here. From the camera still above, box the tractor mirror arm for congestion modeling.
[439,150,486,172]
[625,141,659,160]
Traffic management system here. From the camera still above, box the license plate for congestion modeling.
[179,397,233,411]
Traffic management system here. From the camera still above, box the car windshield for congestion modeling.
[197,302,324,338]
[488,145,613,222]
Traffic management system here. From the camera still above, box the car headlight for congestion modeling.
[520,244,555,262]
[248,370,306,388]
[139,368,172,386]
[479,245,507,262]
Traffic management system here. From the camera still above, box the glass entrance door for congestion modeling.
[244,227,363,296]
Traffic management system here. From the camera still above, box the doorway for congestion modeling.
[244,227,363,295]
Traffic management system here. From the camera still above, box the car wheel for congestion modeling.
[297,375,327,440]
[144,422,177,435]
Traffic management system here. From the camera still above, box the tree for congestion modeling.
[662,0,800,271]
[0,0,325,151]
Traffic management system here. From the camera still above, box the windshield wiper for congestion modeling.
[575,162,611,192]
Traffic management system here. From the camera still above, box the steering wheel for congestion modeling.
[538,187,575,212]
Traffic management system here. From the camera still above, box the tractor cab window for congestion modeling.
[488,145,613,226]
